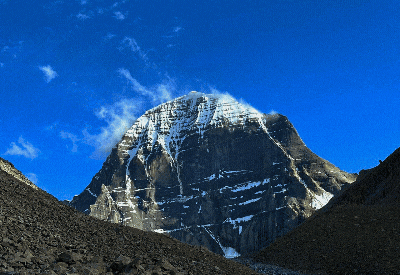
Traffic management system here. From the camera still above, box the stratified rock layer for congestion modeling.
[71,92,356,256]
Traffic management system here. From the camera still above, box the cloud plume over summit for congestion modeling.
[83,98,141,159]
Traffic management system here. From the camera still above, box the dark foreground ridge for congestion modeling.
[254,147,400,274]
[0,164,257,274]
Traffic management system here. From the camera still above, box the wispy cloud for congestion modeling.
[81,69,176,159]
[76,12,91,20]
[121,37,140,52]
[118,68,173,104]
[60,131,80,153]
[268,110,278,115]
[173,26,183,33]
[2,41,24,59]
[104,33,116,40]
[162,25,184,40]
[113,11,125,20]
[83,99,141,159]
[39,65,58,83]
[4,137,40,159]
[120,37,149,63]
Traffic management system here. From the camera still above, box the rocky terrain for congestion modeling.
[70,91,356,257]
[254,147,400,274]
[0,159,259,274]
[0,157,38,190]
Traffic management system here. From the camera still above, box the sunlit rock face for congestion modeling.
[70,91,356,256]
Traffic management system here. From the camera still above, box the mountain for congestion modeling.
[70,91,356,256]
[0,157,257,274]
[254,147,400,274]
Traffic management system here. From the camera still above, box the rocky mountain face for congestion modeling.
[0,158,257,274]
[254,147,400,274]
[70,91,356,256]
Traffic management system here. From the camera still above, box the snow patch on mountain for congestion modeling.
[311,191,334,210]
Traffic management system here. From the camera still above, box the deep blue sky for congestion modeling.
[1,0,399,200]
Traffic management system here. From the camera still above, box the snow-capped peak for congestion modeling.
[119,91,264,160]
[112,91,269,191]
[126,91,262,134]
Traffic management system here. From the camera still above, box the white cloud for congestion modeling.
[120,37,149,63]
[39,65,58,83]
[59,67,176,160]
[45,122,59,132]
[104,33,116,40]
[268,110,278,115]
[173,26,183,33]
[82,70,176,159]
[60,131,80,153]
[113,11,125,20]
[76,12,91,20]
[118,68,153,99]
[162,26,184,39]
[121,37,140,52]
[4,137,40,159]
[83,99,141,159]
[26,173,38,184]
[118,68,173,104]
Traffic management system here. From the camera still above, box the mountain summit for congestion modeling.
[71,92,356,256]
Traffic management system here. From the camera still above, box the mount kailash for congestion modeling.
[70,91,356,257]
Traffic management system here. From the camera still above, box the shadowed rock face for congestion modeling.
[327,147,400,206]
[253,147,400,274]
[71,92,356,256]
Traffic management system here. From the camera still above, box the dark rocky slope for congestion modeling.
[327,147,400,207]
[254,147,400,274]
[70,92,356,257]
[0,157,38,190]
[0,159,257,274]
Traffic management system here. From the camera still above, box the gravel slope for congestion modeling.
[0,169,258,275]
